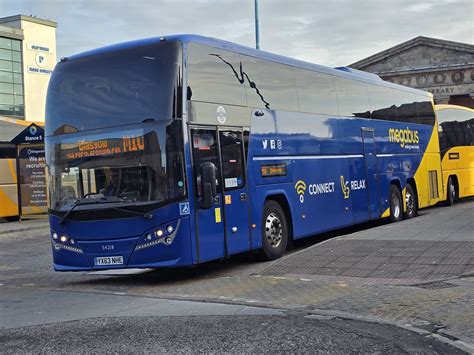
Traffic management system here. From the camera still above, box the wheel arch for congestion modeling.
[390,178,402,192]
[264,192,294,242]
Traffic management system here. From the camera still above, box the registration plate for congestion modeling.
[94,256,124,266]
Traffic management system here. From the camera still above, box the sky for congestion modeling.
[2,0,473,67]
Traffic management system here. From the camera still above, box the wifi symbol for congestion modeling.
[294,180,307,203]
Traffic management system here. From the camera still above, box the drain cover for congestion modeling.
[412,281,458,290]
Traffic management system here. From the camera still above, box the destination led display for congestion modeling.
[63,136,145,160]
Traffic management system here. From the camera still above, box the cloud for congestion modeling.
[3,0,473,66]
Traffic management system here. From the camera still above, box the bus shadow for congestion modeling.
[70,218,390,289]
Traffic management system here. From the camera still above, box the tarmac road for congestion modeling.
[0,313,463,354]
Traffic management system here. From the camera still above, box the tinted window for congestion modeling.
[416,99,436,125]
[220,130,245,190]
[48,121,186,212]
[191,129,221,197]
[0,82,13,94]
[395,92,419,123]
[0,48,12,61]
[334,77,370,118]
[367,84,397,121]
[0,38,23,117]
[437,108,473,124]
[0,93,14,105]
[46,42,182,136]
[0,71,13,83]
[0,38,12,50]
[0,60,12,72]
[187,43,247,106]
[294,69,338,115]
[371,85,425,126]
[438,108,474,152]
[241,56,299,111]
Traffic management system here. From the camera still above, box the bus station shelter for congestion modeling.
[0,117,47,220]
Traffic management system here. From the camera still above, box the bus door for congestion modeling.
[190,127,250,263]
[218,129,250,255]
[361,128,380,219]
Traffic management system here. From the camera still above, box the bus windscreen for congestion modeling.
[46,41,182,136]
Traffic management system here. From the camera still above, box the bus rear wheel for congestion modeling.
[261,200,288,261]
[446,177,456,206]
[404,184,417,219]
[390,185,403,223]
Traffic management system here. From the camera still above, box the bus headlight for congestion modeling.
[52,233,58,240]
[60,235,68,243]
[136,220,180,251]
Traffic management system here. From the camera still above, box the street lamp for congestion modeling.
[254,0,260,49]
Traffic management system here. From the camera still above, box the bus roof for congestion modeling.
[65,34,431,97]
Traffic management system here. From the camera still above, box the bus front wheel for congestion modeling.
[261,200,288,260]
[390,185,403,223]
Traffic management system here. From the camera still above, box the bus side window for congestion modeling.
[191,129,220,196]
[219,131,245,190]
[334,77,370,118]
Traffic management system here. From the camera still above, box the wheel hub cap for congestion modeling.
[406,192,414,215]
[392,195,400,218]
[265,213,282,248]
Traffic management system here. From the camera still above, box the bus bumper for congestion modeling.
[51,217,193,271]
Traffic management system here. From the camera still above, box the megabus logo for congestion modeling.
[388,127,420,149]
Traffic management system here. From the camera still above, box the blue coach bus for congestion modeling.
[46,35,442,270]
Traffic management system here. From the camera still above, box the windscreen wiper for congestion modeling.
[59,198,125,225]
[105,205,154,220]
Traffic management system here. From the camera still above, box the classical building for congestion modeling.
[0,14,57,122]
[349,36,474,108]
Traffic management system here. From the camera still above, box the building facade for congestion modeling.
[350,36,474,108]
[0,15,57,123]
[0,15,55,219]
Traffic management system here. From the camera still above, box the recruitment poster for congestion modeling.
[17,144,48,215]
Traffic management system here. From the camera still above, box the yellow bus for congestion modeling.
[0,146,18,218]
[435,104,474,205]
[0,117,45,219]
